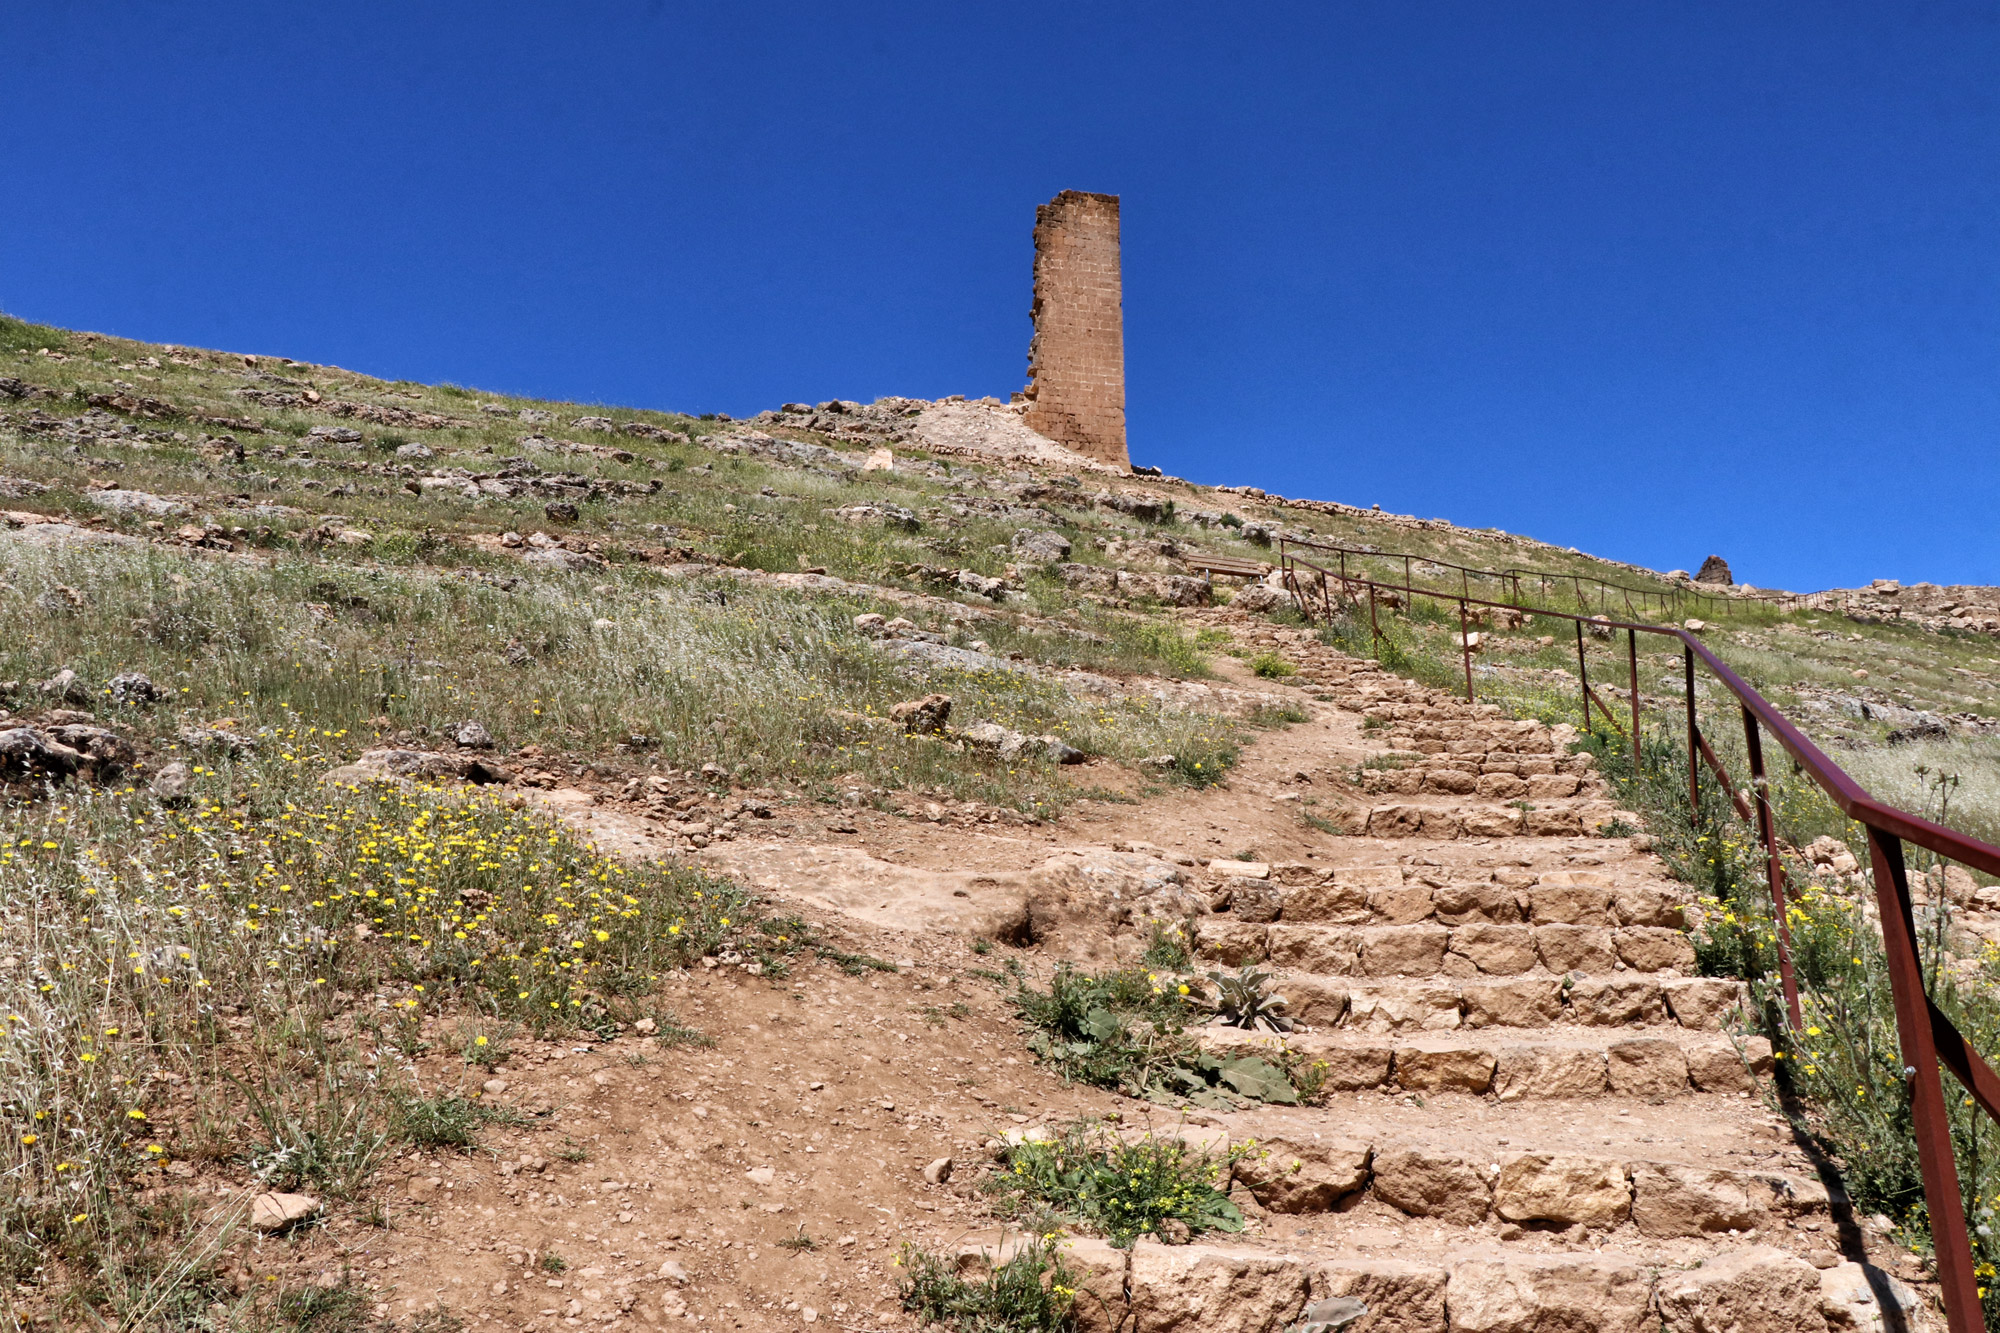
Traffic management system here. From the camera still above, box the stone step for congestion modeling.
[1250,974,1749,1033]
[1091,1123,1829,1238]
[1195,1026,1772,1100]
[1204,865,1688,930]
[1205,921,1700,982]
[1043,1236,1917,1333]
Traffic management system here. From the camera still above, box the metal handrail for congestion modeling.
[1279,547,2000,1332]
[1277,534,1732,619]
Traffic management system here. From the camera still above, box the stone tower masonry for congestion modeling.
[1022,190,1130,470]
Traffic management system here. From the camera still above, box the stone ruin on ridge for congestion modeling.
[1021,190,1131,472]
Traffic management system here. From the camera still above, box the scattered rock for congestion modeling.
[249,1192,321,1232]
[1011,528,1073,563]
[453,720,495,749]
[922,1156,953,1184]
[148,761,192,805]
[544,501,579,523]
[88,489,188,518]
[890,694,952,734]
[38,669,90,705]
[107,671,163,705]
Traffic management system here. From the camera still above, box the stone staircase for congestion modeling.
[1034,614,1933,1333]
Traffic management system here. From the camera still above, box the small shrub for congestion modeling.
[1249,652,1296,679]
[987,1121,1245,1247]
[898,1236,1081,1333]
[393,1093,507,1150]
[1139,922,1192,971]
[539,1252,567,1273]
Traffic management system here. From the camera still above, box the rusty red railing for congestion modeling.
[1277,541,2000,1333]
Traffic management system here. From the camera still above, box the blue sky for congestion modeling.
[3,3,1996,592]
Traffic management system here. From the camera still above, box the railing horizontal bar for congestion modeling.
[1930,998,2000,1127]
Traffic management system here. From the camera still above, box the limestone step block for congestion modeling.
[1629,1161,1831,1238]
[1653,1246,1830,1333]
[1345,982,1464,1033]
[1359,924,1451,976]
[1305,1258,1448,1333]
[1447,923,1539,976]
[1444,1252,1657,1333]
[1460,979,1564,1028]
[1393,1044,1498,1094]
[1371,1145,1495,1225]
[1265,925,1359,976]
[1432,880,1528,925]
[1534,924,1617,974]
[1232,1134,1372,1214]
[1608,1036,1690,1099]
[1528,876,1616,925]
[1118,1240,1311,1333]
[1614,926,1698,972]
[1567,977,1668,1027]
[1195,919,1273,966]
[1660,977,1752,1030]
[1493,1043,1609,1100]
[1493,1152,1632,1228]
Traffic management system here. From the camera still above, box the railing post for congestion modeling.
[1575,619,1591,732]
[1626,628,1641,775]
[1864,828,1987,1333]
[1741,707,1805,1031]
[1459,599,1474,702]
[1684,645,1700,827]
[1368,583,1380,657]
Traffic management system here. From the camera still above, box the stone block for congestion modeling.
[1476,773,1528,800]
[1424,769,1477,796]
[1606,1037,1689,1098]
[1460,979,1562,1028]
[1534,925,1617,974]
[1525,807,1585,836]
[1366,806,1425,838]
[1567,977,1667,1026]
[1654,1246,1829,1333]
[1432,881,1525,925]
[1493,1153,1632,1227]
[1282,975,1351,1026]
[1369,883,1437,925]
[1661,978,1749,1030]
[1448,924,1538,975]
[1265,926,1358,975]
[1347,984,1462,1033]
[1233,1136,1372,1214]
[1314,1043,1394,1090]
[1444,1255,1655,1333]
[1197,920,1271,966]
[1528,881,1614,925]
[1419,809,1463,839]
[1306,1259,1447,1333]
[1284,879,1374,926]
[1119,1241,1311,1333]
[1629,1162,1768,1237]
[1358,925,1450,976]
[1392,1046,1496,1094]
[1493,1045,1608,1100]
[1613,883,1686,928]
[1684,1037,1770,1093]
[1460,807,1523,839]
[1370,1147,1493,1224]
[1613,927,1697,972]
[1526,773,1582,800]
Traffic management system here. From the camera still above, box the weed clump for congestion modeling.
[898,1236,1083,1333]
[1010,965,1297,1108]
[986,1121,1246,1247]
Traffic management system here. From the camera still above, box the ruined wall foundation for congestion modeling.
[1022,190,1129,471]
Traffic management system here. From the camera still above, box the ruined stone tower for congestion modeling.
[1022,190,1129,470]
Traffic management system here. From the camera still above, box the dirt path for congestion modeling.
[318,613,1934,1333]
